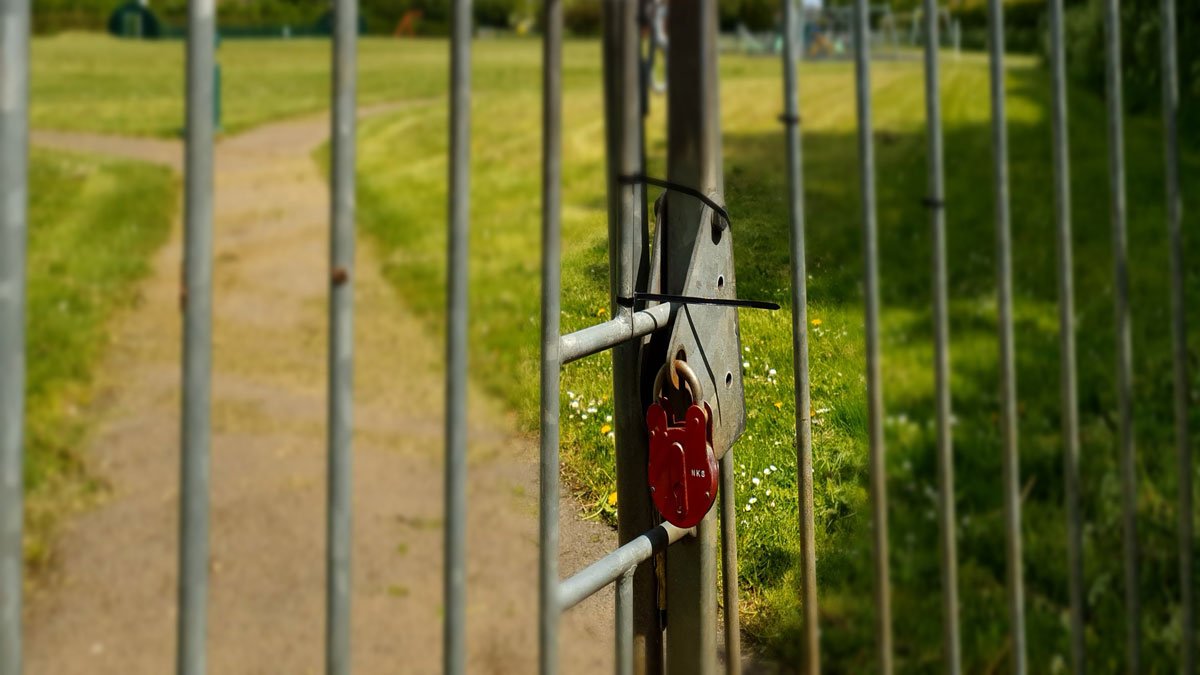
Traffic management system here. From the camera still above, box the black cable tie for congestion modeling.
[617,292,779,311]
[617,174,730,230]
[778,112,802,125]
[921,196,945,209]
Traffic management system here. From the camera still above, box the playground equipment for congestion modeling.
[0,0,1193,674]
[734,1,902,60]
[640,0,667,95]
[394,10,422,37]
[901,5,961,51]
[107,0,161,39]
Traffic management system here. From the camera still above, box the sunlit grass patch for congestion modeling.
[348,43,1199,671]
[24,149,176,566]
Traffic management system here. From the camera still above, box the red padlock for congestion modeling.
[646,360,719,529]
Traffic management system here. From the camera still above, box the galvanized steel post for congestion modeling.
[538,0,563,671]
[0,0,30,672]
[922,4,960,672]
[664,4,723,672]
[326,0,357,672]
[780,0,819,670]
[718,451,741,675]
[601,1,659,671]
[444,0,472,670]
[1158,0,1191,670]
[985,1,1027,670]
[1100,0,1140,669]
[1047,0,1086,669]
[178,0,217,672]
[851,0,892,671]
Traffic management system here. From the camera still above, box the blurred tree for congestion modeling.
[562,0,601,36]
[1064,0,1198,129]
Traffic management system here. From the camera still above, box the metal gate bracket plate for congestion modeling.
[646,202,746,458]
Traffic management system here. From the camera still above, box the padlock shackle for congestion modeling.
[652,359,704,405]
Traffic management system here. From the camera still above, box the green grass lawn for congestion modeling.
[31,33,562,136]
[26,33,1200,670]
[349,43,1200,670]
[23,150,175,566]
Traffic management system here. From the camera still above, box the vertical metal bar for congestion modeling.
[601,1,658,671]
[213,44,221,132]
[1047,0,1085,669]
[538,0,563,671]
[922,4,960,672]
[666,519,717,675]
[851,0,892,671]
[1045,5,1088,675]
[780,1,819,670]
[444,0,471,671]
[178,0,216,673]
[665,3,721,673]
[986,1,1027,671]
[1100,0,1139,669]
[718,451,741,675]
[616,569,634,675]
[0,0,30,672]
[1158,0,1192,670]
[325,0,356,672]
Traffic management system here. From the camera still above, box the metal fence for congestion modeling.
[0,0,1192,673]
[541,0,1191,671]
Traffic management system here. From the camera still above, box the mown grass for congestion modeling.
[350,42,1200,671]
[28,33,1200,670]
[31,33,577,136]
[23,150,176,566]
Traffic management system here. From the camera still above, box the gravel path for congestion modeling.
[25,107,615,674]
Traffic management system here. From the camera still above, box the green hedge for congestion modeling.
[719,0,779,32]
[953,0,1048,54]
[1064,0,1199,125]
[562,0,601,36]
[38,0,803,37]
[34,0,528,36]
[951,0,1199,134]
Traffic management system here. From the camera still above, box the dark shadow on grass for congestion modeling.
[721,63,1200,672]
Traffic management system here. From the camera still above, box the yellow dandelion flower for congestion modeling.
[811,318,822,326]
[774,401,783,410]
[600,424,612,434]
[607,491,618,507]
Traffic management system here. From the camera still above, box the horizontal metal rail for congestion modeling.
[558,522,691,612]
[559,303,673,365]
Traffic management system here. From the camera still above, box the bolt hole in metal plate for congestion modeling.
[709,212,724,245]
[646,202,746,459]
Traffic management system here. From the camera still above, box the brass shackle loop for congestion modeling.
[652,359,704,405]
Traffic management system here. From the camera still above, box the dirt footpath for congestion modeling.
[26,109,615,674]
